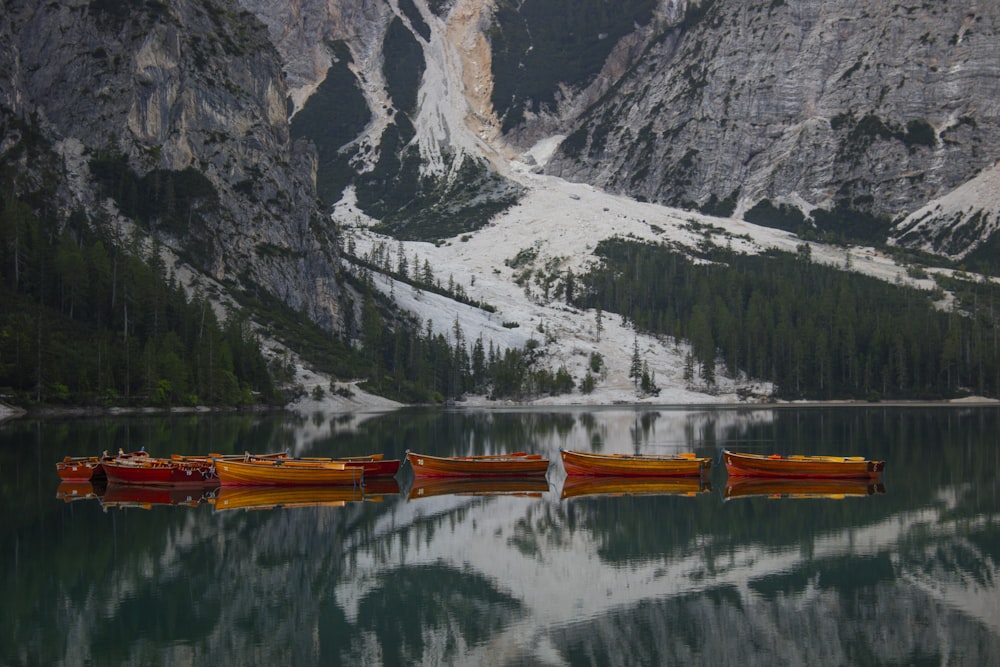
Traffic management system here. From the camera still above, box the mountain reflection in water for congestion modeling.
[3,406,999,665]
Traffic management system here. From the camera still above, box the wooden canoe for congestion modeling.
[211,484,365,510]
[722,449,885,479]
[212,457,364,486]
[408,476,550,500]
[406,450,549,478]
[103,456,218,486]
[723,477,886,500]
[560,476,712,499]
[560,449,711,477]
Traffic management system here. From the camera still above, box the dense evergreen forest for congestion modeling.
[0,201,278,407]
[573,238,1000,400]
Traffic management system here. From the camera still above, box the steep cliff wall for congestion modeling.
[539,0,1000,252]
[0,0,344,330]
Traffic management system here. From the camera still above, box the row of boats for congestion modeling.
[57,447,886,486]
[57,473,886,509]
[55,446,886,508]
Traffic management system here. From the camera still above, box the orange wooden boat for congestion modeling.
[212,456,363,486]
[408,476,550,500]
[722,449,885,479]
[56,456,107,481]
[406,450,549,478]
[724,477,886,500]
[560,449,711,477]
[211,484,365,510]
[560,476,712,499]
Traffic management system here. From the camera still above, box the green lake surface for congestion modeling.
[3,406,998,666]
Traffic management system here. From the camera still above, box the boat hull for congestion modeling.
[56,457,106,481]
[722,449,885,479]
[103,458,217,486]
[213,458,363,486]
[560,449,711,477]
[407,450,549,478]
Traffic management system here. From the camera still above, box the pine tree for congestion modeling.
[629,336,642,387]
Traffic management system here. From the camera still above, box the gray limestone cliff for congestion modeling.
[540,0,1000,255]
[0,0,345,330]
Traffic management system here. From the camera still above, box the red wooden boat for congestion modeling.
[560,449,712,477]
[722,449,885,479]
[212,456,364,486]
[103,456,219,486]
[406,450,549,478]
[55,449,148,481]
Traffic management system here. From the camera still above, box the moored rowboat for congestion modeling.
[55,449,149,481]
[56,456,107,481]
[406,450,549,478]
[103,456,218,486]
[560,449,711,477]
[722,449,885,479]
[213,456,363,486]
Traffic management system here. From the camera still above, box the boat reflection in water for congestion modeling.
[560,475,712,500]
[211,478,400,511]
[99,483,217,510]
[55,480,107,503]
[408,476,550,501]
[723,477,886,501]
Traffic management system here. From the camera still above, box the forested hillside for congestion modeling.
[573,239,1000,400]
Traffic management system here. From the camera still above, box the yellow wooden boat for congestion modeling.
[560,449,711,477]
[213,456,363,486]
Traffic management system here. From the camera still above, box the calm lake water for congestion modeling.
[2,405,998,666]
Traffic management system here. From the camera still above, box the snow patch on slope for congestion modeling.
[892,160,1000,259]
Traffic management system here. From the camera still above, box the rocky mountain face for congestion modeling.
[4,0,998,355]
[540,0,1000,254]
[245,0,1000,258]
[0,0,345,331]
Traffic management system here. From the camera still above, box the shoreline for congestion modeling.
[2,396,998,423]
